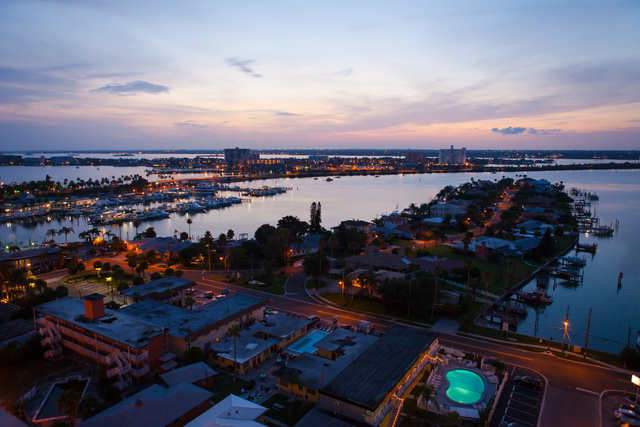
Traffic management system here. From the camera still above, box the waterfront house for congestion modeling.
[333,220,377,243]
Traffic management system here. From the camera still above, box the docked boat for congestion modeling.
[517,289,553,304]
[326,177,333,182]
[190,183,219,196]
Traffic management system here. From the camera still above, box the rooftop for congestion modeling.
[121,277,194,298]
[251,312,312,340]
[34,297,165,348]
[321,326,437,410]
[80,383,212,427]
[313,328,378,358]
[210,331,274,364]
[295,408,363,427]
[274,353,339,392]
[159,362,216,388]
[120,294,266,340]
[185,394,267,427]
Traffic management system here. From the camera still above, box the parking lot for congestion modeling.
[492,367,544,427]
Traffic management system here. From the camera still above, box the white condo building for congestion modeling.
[438,145,466,164]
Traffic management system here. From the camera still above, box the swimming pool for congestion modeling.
[287,330,329,354]
[445,369,485,405]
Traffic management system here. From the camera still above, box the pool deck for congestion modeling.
[286,329,329,354]
[427,356,498,419]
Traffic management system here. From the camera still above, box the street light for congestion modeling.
[562,320,568,355]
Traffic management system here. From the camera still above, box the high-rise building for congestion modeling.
[224,147,259,165]
[438,145,466,164]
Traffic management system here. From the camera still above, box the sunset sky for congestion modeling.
[1,1,639,151]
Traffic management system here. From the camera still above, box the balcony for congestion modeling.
[42,335,61,347]
[39,319,149,363]
[114,378,132,391]
[107,364,131,378]
[131,365,150,377]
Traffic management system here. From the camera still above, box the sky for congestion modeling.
[0,0,639,151]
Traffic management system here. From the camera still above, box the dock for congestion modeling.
[542,265,583,282]
[575,243,597,253]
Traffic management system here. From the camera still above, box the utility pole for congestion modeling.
[562,305,569,355]
[583,308,592,359]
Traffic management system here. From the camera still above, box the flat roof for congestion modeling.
[321,326,437,410]
[120,294,266,339]
[313,328,379,358]
[121,277,194,298]
[159,362,216,388]
[211,331,274,364]
[295,408,363,427]
[252,312,312,339]
[34,297,165,349]
[81,383,212,427]
[274,329,378,391]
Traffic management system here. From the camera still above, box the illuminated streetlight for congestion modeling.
[562,320,568,355]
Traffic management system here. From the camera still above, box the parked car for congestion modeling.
[514,375,542,390]
[616,408,639,419]
[619,415,640,427]
[499,422,525,427]
[621,403,640,413]
[202,291,214,299]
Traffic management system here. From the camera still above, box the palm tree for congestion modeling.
[133,220,141,239]
[430,266,442,322]
[464,260,474,293]
[128,259,137,275]
[186,218,193,239]
[78,231,91,243]
[46,228,57,243]
[420,384,440,412]
[462,231,473,262]
[481,270,492,330]
[56,388,81,426]
[67,243,79,263]
[431,228,445,246]
[58,226,75,244]
[227,324,242,383]
[185,297,195,311]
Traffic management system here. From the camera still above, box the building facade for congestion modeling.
[438,145,466,165]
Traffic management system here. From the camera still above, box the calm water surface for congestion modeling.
[1,168,638,353]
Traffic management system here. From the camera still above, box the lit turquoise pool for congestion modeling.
[287,330,329,354]
[445,369,485,404]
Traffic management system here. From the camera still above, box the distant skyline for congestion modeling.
[1,1,639,151]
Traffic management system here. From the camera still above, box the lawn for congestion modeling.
[261,393,314,426]
[205,273,288,296]
[322,292,393,317]
[207,372,249,403]
[305,279,326,289]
